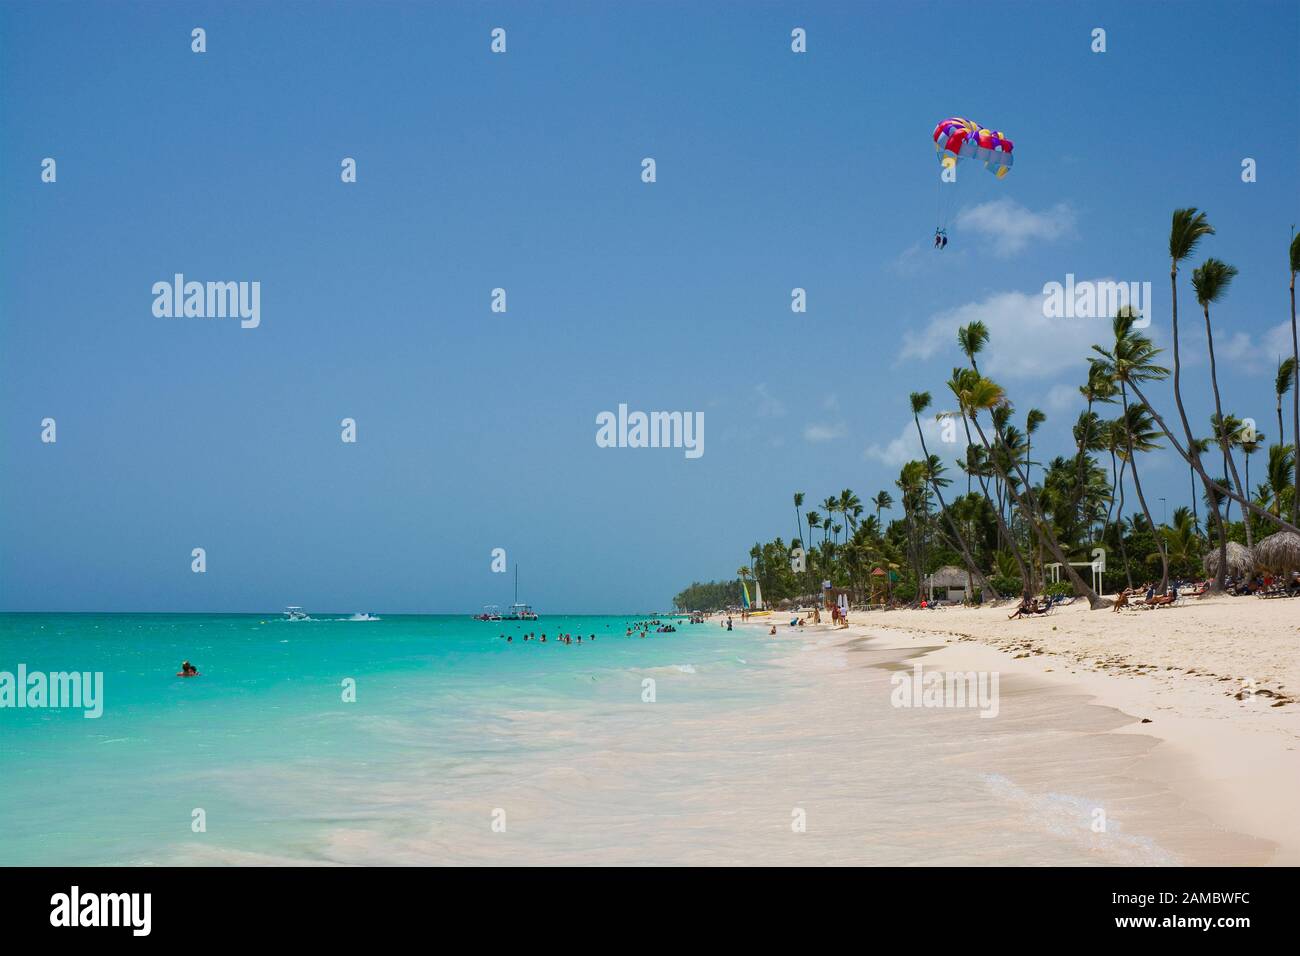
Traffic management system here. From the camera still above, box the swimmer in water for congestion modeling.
[177,660,199,676]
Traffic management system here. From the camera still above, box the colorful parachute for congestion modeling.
[933,117,1014,178]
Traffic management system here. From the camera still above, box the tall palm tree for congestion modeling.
[821,496,839,544]
[1290,232,1300,522]
[871,490,893,526]
[954,370,1108,607]
[805,511,821,549]
[957,321,991,493]
[1024,408,1046,486]
[1093,310,1171,591]
[1168,209,1215,449]
[792,492,806,551]
[1275,358,1295,448]
[838,489,862,535]
[1193,257,1247,543]
[910,391,995,597]
[944,371,1031,590]
[1167,208,1219,540]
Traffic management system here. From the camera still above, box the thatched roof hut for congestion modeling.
[925,565,970,588]
[1203,540,1255,579]
[1253,531,1300,573]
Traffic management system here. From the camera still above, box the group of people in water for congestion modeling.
[499,618,682,645]
[627,619,676,636]
[502,631,594,644]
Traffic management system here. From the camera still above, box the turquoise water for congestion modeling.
[0,613,775,865]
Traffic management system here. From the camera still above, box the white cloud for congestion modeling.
[954,199,1076,257]
[863,415,957,468]
[1218,321,1293,374]
[900,287,1116,381]
[804,422,847,442]
[1044,383,1081,413]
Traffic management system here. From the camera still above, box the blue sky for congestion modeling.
[2,1,1297,612]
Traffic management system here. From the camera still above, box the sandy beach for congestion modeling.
[772,593,1300,864]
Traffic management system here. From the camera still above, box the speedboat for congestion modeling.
[284,606,309,621]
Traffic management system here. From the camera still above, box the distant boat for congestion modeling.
[348,612,381,621]
[477,566,540,621]
[284,606,309,621]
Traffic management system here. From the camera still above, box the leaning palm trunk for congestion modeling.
[970,415,1110,608]
[1123,377,1300,535]
[913,415,998,599]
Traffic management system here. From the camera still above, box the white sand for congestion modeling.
[823,593,1300,863]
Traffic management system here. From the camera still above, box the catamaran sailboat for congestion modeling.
[475,567,540,621]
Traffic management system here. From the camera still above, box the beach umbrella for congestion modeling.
[1203,540,1255,579]
[1252,531,1300,573]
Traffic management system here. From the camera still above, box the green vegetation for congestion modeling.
[675,212,1300,609]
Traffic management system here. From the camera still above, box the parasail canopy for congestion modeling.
[933,117,1014,178]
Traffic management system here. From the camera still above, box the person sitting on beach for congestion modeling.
[1148,588,1176,607]
[1008,597,1035,619]
[1112,590,1129,612]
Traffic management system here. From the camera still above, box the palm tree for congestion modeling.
[1275,358,1295,448]
[944,371,1031,591]
[1193,258,1248,544]
[1092,310,1172,592]
[957,321,991,493]
[1168,208,1215,450]
[792,492,806,551]
[838,489,862,535]
[1160,507,1201,578]
[910,391,996,598]
[805,511,821,550]
[954,369,1108,607]
[821,496,839,545]
[871,490,893,526]
[958,320,990,374]
[1290,231,1300,522]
